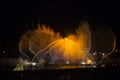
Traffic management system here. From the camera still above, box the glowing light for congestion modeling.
[32,62,36,66]
[81,62,86,65]
[102,53,105,56]
[19,22,93,65]
[62,37,85,62]
[66,61,69,64]
[87,59,93,64]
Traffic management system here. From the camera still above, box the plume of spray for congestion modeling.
[19,24,62,62]
[19,22,94,65]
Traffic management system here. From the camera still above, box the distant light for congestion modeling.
[2,50,6,53]
[87,59,93,64]
[32,62,36,66]
[115,49,118,52]
[24,61,37,66]
[93,52,97,55]
[66,61,69,64]
[81,61,86,65]
[101,64,106,67]
[93,65,96,68]
[102,53,105,56]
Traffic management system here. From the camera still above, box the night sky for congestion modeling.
[0,0,120,57]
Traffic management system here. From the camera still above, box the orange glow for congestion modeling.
[19,23,93,64]
[87,59,93,64]
[63,38,84,60]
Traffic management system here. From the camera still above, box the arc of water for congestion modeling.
[19,48,31,62]
[100,36,116,63]
[31,39,63,63]
[32,37,88,64]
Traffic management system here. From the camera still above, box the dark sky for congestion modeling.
[0,0,120,57]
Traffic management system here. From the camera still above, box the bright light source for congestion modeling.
[102,53,105,56]
[87,59,93,64]
[32,62,36,66]
[81,61,86,65]
[66,61,69,64]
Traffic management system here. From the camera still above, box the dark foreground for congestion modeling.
[0,66,120,80]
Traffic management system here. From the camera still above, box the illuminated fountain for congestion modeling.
[18,22,116,69]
